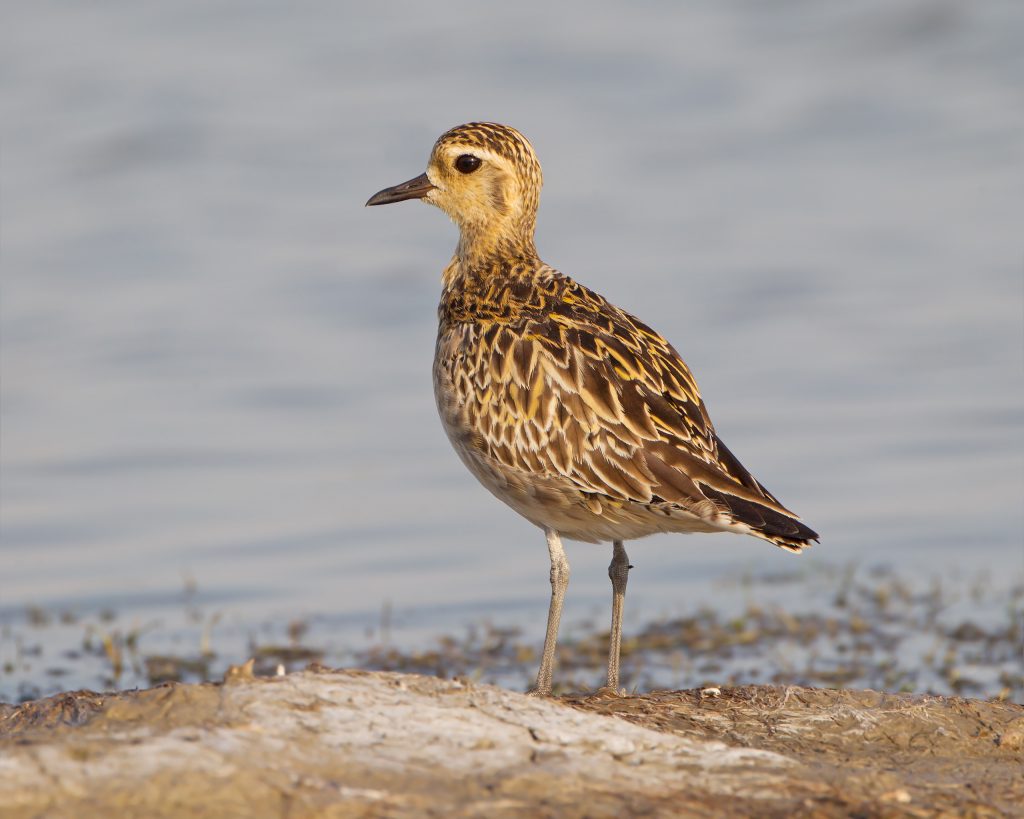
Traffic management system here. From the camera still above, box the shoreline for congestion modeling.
[2,668,1022,817]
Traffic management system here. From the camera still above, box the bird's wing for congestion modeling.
[471,276,817,549]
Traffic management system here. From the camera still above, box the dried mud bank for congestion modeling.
[1,669,1022,818]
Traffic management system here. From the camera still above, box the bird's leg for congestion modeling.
[534,528,569,696]
[607,540,631,691]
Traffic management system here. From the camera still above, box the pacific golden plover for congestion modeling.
[367,122,818,695]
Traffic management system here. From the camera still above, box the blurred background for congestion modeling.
[2,1,1022,698]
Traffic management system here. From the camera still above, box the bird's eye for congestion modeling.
[454,154,482,174]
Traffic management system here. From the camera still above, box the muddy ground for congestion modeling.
[1,668,1021,818]
[5,564,1022,704]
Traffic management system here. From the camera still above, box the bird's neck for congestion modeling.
[445,222,540,289]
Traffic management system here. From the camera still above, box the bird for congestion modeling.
[366,122,818,695]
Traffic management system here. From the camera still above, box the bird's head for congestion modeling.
[367,122,543,262]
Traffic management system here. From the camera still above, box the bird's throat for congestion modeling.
[454,216,538,270]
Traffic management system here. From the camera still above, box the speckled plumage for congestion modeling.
[368,122,817,693]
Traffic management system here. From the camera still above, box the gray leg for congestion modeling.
[534,528,569,696]
[607,540,631,691]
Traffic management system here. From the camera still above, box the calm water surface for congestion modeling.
[2,2,1022,696]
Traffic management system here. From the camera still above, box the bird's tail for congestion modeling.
[701,484,819,552]
[704,438,819,553]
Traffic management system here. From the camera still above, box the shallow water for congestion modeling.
[2,2,1022,699]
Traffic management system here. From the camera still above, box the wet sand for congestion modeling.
[6,563,1021,703]
[2,668,1021,818]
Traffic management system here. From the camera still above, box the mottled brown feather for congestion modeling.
[420,123,817,550]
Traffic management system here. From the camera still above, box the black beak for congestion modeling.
[365,173,435,206]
